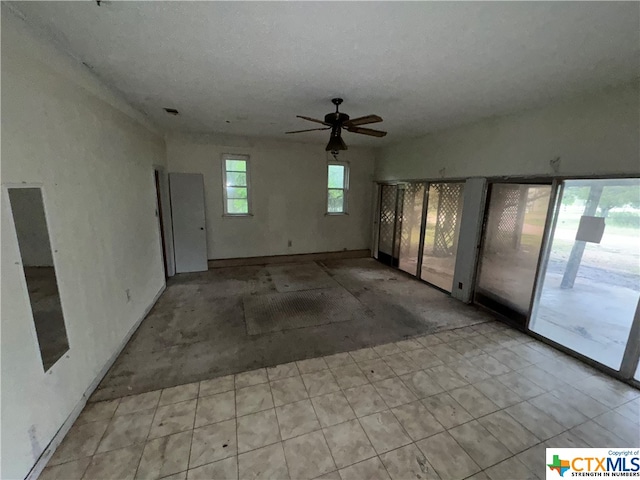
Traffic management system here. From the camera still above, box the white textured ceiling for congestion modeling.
[9,1,640,146]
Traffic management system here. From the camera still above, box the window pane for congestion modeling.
[378,185,398,259]
[398,183,425,276]
[227,198,248,214]
[530,179,640,370]
[226,172,247,187]
[226,187,247,199]
[328,165,345,189]
[328,189,344,213]
[226,159,246,172]
[475,184,551,319]
[420,182,465,292]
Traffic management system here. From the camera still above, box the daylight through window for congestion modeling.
[327,163,349,214]
[222,154,250,215]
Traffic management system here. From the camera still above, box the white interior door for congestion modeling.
[169,173,208,273]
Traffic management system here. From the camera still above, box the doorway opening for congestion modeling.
[154,169,169,279]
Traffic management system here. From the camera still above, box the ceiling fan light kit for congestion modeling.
[286,98,387,153]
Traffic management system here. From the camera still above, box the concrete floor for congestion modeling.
[398,254,457,293]
[93,258,494,401]
[531,273,639,369]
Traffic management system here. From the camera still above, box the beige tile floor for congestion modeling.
[40,321,640,480]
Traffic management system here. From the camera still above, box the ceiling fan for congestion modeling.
[285,98,387,152]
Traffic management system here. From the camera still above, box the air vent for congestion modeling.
[163,108,179,115]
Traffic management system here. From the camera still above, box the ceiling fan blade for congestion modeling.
[345,126,387,137]
[343,115,383,127]
[297,115,331,126]
[285,127,331,134]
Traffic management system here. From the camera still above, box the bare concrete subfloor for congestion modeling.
[92,258,494,401]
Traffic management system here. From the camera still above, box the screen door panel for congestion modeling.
[398,183,425,275]
[475,183,551,323]
[378,184,399,266]
[420,182,465,292]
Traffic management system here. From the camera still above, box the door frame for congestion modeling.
[417,180,467,293]
[473,179,554,329]
[371,182,381,260]
[415,183,430,277]
[375,179,467,293]
[153,165,175,277]
[154,169,168,279]
[377,183,402,267]
[525,176,640,385]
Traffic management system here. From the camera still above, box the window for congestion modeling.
[327,162,349,214]
[222,154,251,215]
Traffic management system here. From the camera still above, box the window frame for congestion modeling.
[326,161,350,215]
[221,153,252,217]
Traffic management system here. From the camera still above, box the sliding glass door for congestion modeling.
[398,183,425,275]
[376,181,465,289]
[377,184,401,267]
[420,182,465,292]
[475,183,552,325]
[529,178,640,370]
[374,177,640,383]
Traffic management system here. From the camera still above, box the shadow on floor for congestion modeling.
[92,258,494,401]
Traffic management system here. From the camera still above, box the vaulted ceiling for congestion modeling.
[9,1,639,146]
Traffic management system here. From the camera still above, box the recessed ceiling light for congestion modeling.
[163,108,179,115]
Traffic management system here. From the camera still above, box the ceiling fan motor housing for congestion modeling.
[325,112,350,125]
[327,98,348,125]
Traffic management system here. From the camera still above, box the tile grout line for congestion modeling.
[80,397,122,478]
[234,379,240,480]
[184,381,201,477]
[305,369,344,474]
[130,393,160,479]
[46,324,639,479]
[267,374,291,479]
[358,357,438,477]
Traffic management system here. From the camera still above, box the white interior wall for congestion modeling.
[8,188,54,267]
[376,81,640,181]
[166,133,376,260]
[1,9,167,480]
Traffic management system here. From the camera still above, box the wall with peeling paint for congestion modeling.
[1,8,167,479]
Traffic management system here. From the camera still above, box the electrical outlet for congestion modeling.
[458,282,463,289]
[125,288,131,302]
[288,240,292,247]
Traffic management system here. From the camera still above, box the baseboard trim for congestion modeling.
[207,249,371,269]
[25,284,166,480]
